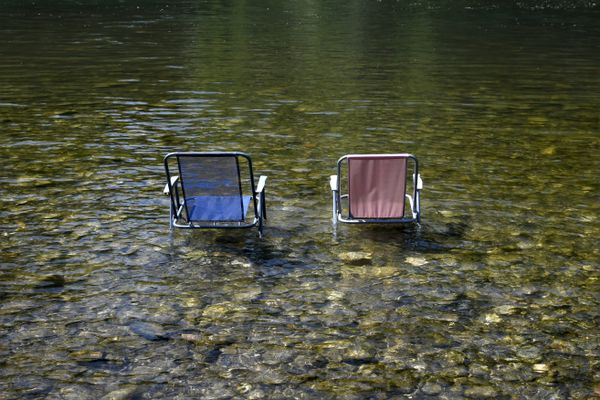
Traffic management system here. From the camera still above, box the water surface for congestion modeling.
[1,1,599,398]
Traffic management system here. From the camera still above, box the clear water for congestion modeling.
[1,1,599,398]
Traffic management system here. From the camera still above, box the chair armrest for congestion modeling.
[163,176,179,195]
[330,175,338,191]
[256,175,267,193]
[414,174,423,190]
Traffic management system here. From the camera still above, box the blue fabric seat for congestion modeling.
[187,195,251,221]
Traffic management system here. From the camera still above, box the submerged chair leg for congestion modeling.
[330,175,338,227]
[261,191,267,221]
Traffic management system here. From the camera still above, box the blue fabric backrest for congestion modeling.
[178,155,247,222]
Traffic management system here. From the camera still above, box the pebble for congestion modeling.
[100,387,138,400]
[516,345,542,361]
[339,251,372,265]
[181,333,202,342]
[421,382,442,395]
[493,305,518,315]
[128,321,168,341]
[232,286,262,301]
[533,363,549,373]
[405,256,428,266]
[463,386,498,398]
[484,313,501,323]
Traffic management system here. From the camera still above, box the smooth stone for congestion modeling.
[70,350,105,362]
[202,302,236,318]
[516,345,542,361]
[128,321,168,341]
[100,387,138,400]
[339,251,372,265]
[483,313,501,323]
[441,351,466,367]
[36,274,66,288]
[464,386,498,398]
[421,382,442,395]
[405,256,427,266]
[493,305,518,315]
[181,333,202,342]
[532,363,549,373]
[233,286,262,301]
[248,389,266,399]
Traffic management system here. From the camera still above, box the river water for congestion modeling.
[1,1,599,399]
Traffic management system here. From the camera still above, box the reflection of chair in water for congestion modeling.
[329,154,423,225]
[163,152,267,236]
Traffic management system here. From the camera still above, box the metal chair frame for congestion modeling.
[330,154,422,225]
[164,152,267,236]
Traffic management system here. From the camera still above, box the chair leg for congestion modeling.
[416,191,421,223]
[331,190,338,226]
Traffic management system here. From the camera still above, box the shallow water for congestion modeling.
[1,1,599,398]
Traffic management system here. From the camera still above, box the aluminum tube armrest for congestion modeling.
[330,175,338,191]
[163,176,179,195]
[256,175,267,194]
[414,174,423,190]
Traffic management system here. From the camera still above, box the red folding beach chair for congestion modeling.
[330,154,422,225]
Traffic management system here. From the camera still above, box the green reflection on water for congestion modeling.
[1,1,599,398]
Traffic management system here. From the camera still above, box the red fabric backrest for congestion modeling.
[348,155,408,219]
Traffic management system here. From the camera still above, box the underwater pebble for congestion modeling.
[326,289,346,301]
[100,387,138,400]
[484,313,501,323]
[405,256,427,266]
[247,388,266,399]
[202,302,235,318]
[338,251,372,265]
[493,305,518,315]
[533,363,549,373]
[128,321,167,341]
[371,266,398,278]
[181,333,202,342]
[463,386,497,398]
[57,385,96,400]
[541,145,556,155]
[516,345,542,361]
[421,382,442,395]
[232,286,262,301]
[231,259,252,268]
[70,350,105,362]
[439,210,457,218]
[468,364,491,378]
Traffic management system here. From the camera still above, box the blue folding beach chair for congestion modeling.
[163,152,267,236]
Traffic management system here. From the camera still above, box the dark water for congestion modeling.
[1,1,599,398]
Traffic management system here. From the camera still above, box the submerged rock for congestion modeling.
[421,381,442,395]
[128,321,168,341]
[338,251,372,265]
[405,256,427,266]
[532,363,549,373]
[36,274,66,288]
[464,385,498,398]
[99,386,138,400]
[70,350,105,362]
